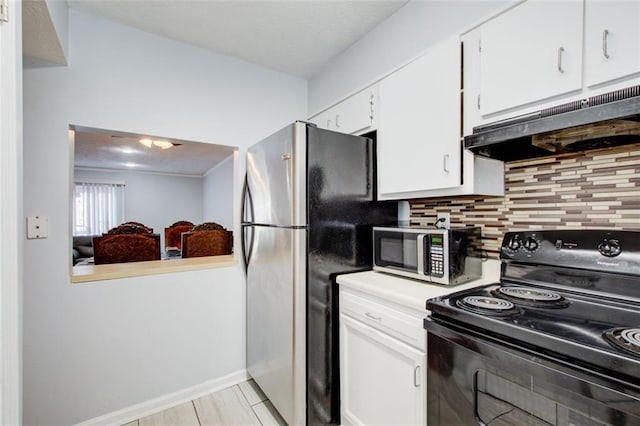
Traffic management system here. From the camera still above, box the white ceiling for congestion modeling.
[67,0,409,78]
[73,127,235,177]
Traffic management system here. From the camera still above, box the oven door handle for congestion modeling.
[473,371,488,426]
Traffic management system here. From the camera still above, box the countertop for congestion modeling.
[336,259,501,313]
[70,255,237,283]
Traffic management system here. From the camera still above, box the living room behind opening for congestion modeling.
[70,125,237,270]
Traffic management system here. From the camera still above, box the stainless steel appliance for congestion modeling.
[465,84,640,161]
[373,226,481,285]
[242,122,396,425]
[425,229,640,425]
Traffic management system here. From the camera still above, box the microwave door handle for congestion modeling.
[417,234,426,276]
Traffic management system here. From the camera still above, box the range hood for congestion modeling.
[465,85,640,161]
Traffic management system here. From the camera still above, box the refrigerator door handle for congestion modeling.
[241,176,256,270]
[241,175,255,224]
[241,225,255,271]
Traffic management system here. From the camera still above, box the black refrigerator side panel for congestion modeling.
[305,126,397,425]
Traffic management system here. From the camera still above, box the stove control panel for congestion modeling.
[500,230,640,275]
[598,238,621,257]
[506,237,522,251]
[504,234,540,256]
[522,237,540,252]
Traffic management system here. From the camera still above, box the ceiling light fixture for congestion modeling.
[139,138,174,149]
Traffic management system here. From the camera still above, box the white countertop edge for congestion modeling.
[337,259,501,313]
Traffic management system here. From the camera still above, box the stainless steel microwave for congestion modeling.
[373,226,482,285]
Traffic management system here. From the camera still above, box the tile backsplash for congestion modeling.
[410,143,640,257]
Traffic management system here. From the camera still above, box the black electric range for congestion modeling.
[424,230,640,426]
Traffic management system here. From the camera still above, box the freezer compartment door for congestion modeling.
[246,225,306,425]
[246,123,307,227]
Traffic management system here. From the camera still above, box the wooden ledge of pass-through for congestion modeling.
[70,255,237,283]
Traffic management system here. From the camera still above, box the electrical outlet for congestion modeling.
[436,212,450,229]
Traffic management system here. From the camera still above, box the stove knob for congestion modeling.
[507,237,522,251]
[598,239,621,257]
[523,237,539,252]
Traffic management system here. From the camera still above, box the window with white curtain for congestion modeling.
[73,181,125,236]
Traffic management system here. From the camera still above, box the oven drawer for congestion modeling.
[340,290,425,350]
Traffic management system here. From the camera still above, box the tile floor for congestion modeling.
[123,380,287,426]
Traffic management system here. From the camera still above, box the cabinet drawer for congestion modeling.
[340,290,426,350]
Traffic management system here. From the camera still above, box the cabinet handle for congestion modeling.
[443,154,450,173]
[335,114,341,128]
[414,365,421,387]
[603,29,610,59]
[326,119,331,128]
[365,312,381,321]
[557,47,565,74]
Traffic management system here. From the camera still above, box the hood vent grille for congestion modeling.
[540,99,586,118]
[589,85,640,107]
[465,85,640,161]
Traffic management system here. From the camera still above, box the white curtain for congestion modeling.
[73,181,125,235]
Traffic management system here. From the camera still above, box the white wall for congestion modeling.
[23,9,306,426]
[308,0,515,115]
[203,155,234,230]
[74,169,205,247]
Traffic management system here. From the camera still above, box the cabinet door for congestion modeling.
[309,87,376,135]
[462,28,482,137]
[479,0,583,115]
[585,0,640,88]
[334,87,376,135]
[311,108,337,131]
[378,36,461,198]
[340,314,426,426]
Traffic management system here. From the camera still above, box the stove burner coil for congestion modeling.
[604,327,640,357]
[456,296,520,316]
[493,286,570,308]
[498,286,560,301]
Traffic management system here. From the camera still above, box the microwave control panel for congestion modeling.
[429,235,445,278]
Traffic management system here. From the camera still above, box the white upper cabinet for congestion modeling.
[377,36,462,198]
[584,0,640,88]
[309,86,378,135]
[479,0,584,116]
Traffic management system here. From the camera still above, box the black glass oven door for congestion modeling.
[426,322,640,426]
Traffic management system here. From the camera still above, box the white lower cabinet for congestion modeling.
[339,290,426,425]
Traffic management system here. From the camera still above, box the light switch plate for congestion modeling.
[27,215,48,239]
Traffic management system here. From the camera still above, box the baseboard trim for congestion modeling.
[75,369,250,426]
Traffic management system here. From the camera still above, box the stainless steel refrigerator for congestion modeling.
[242,122,397,425]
